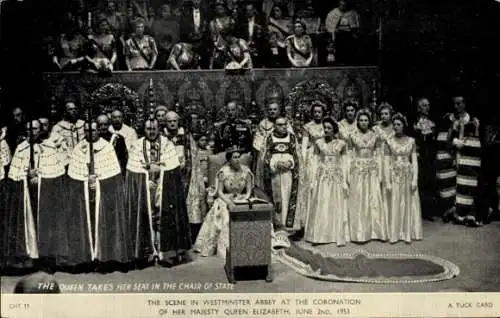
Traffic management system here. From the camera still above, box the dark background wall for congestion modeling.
[1,0,499,124]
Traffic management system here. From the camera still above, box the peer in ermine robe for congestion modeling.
[51,101,85,151]
[50,101,85,167]
[6,120,69,269]
[97,114,128,175]
[125,119,191,267]
[0,130,12,271]
[67,122,130,268]
[263,117,300,231]
[162,111,203,241]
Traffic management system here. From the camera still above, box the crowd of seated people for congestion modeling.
[46,0,364,72]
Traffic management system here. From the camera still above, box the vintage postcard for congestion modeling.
[1,0,500,317]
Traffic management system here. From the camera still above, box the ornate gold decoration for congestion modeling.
[285,80,339,122]
[215,78,252,118]
[88,83,142,129]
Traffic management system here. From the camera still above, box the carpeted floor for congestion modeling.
[1,220,500,293]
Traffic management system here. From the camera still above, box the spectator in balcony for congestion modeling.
[86,19,118,73]
[151,4,180,70]
[238,3,266,64]
[210,3,252,69]
[180,0,210,68]
[261,32,289,68]
[167,42,201,70]
[210,25,253,70]
[267,5,292,48]
[224,33,253,70]
[123,5,136,38]
[296,0,321,35]
[124,18,158,70]
[100,0,126,37]
[209,1,236,46]
[151,4,180,47]
[317,38,336,67]
[263,0,294,21]
[53,24,87,71]
[325,0,360,65]
[285,19,313,68]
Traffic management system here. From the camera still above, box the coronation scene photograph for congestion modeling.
[0,0,499,298]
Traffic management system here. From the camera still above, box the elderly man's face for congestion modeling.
[275,118,288,135]
[111,111,124,126]
[268,103,280,119]
[226,103,238,119]
[155,110,167,126]
[96,116,110,135]
[12,108,23,124]
[145,121,160,140]
[418,99,430,116]
[39,118,50,133]
[65,102,78,120]
[453,96,466,114]
[166,116,179,131]
[26,121,41,140]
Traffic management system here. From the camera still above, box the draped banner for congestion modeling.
[42,67,380,129]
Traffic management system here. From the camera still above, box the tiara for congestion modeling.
[392,112,408,126]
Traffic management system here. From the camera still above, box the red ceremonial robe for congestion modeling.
[67,138,130,265]
[5,139,68,268]
[126,136,192,263]
[0,136,12,270]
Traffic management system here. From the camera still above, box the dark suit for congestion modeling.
[238,15,267,68]
[180,6,210,68]
[260,45,289,68]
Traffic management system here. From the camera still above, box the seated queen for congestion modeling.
[193,146,289,259]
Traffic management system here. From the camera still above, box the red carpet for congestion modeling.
[275,242,460,284]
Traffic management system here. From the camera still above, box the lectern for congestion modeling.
[225,199,273,283]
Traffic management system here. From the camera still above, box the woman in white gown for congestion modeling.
[347,109,389,242]
[193,148,288,258]
[193,148,252,258]
[305,118,349,245]
[296,101,326,228]
[384,113,423,243]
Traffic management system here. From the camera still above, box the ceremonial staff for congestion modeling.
[28,120,35,173]
[87,104,96,223]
